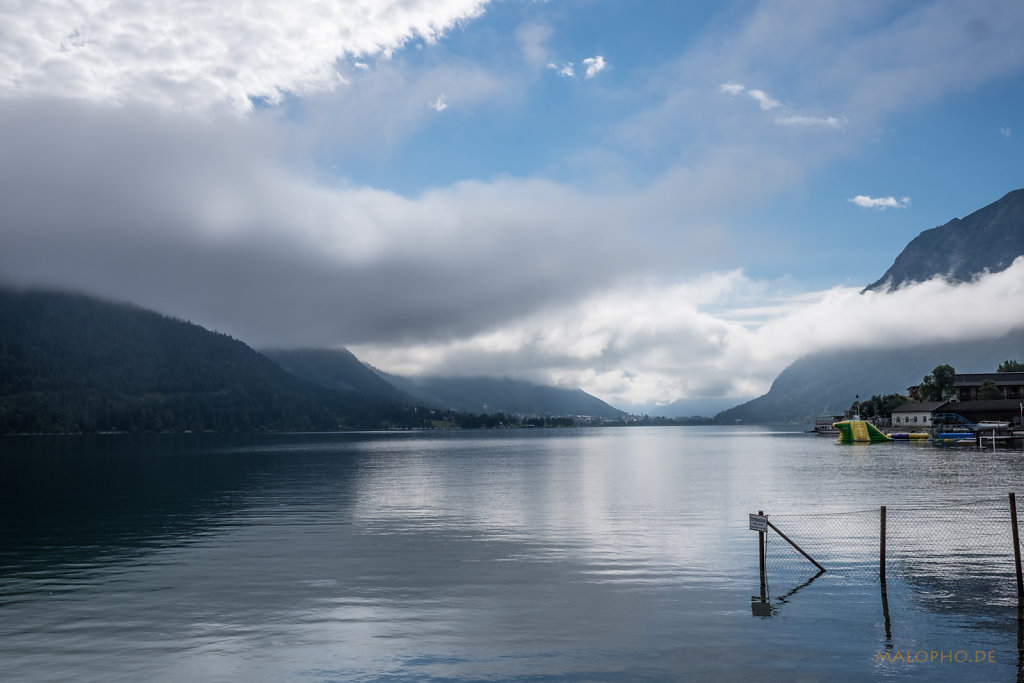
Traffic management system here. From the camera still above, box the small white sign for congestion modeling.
[749,514,767,532]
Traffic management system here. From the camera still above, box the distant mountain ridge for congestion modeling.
[263,349,624,419]
[719,187,1024,424]
[262,348,410,399]
[866,188,1024,291]
[383,374,627,419]
[715,331,1024,424]
[0,288,624,433]
[0,287,419,433]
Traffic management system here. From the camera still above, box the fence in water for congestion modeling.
[751,494,1024,616]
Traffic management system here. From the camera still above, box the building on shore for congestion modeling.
[953,372,1024,402]
[887,373,1024,430]
[941,399,1024,427]
[891,401,949,429]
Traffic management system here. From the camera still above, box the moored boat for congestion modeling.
[811,415,843,436]
[934,432,975,443]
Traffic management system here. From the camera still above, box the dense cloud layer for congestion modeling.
[352,261,1024,408]
[0,98,724,348]
[2,1,1024,408]
[0,0,487,113]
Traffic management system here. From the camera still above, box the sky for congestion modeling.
[1,0,1024,414]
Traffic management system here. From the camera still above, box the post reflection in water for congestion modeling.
[1018,605,1024,683]
[3,427,1024,681]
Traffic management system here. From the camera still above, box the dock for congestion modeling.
[974,429,1024,447]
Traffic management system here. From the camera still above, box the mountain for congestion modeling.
[263,347,623,418]
[0,287,420,433]
[263,348,410,399]
[637,397,747,419]
[866,188,1024,291]
[719,188,1024,424]
[715,331,1024,424]
[381,373,627,419]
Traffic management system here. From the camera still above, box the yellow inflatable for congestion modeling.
[833,420,929,443]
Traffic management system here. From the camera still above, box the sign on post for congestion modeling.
[749,514,767,532]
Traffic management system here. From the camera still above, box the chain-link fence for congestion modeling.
[756,496,1022,612]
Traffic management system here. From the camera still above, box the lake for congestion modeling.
[3,426,1024,681]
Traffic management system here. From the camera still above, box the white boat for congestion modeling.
[810,415,843,435]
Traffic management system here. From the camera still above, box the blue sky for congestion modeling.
[292,0,1024,286]
[1,0,1023,412]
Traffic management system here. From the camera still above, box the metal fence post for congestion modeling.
[1010,493,1023,604]
[879,504,891,640]
[880,505,887,585]
[758,510,766,579]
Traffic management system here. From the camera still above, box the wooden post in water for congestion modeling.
[758,509,767,601]
[879,505,887,585]
[752,509,770,617]
[1011,493,1023,604]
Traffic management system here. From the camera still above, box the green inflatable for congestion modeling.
[834,419,892,444]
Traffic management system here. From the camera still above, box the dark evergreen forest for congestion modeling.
[0,288,598,434]
[0,288,426,433]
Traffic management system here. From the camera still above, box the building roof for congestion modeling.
[953,372,1024,387]
[945,399,1024,413]
[891,401,949,413]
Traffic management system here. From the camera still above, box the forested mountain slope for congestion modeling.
[382,374,627,419]
[715,332,1024,424]
[0,288,418,433]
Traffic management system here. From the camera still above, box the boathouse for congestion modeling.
[953,372,1024,401]
[943,399,1024,427]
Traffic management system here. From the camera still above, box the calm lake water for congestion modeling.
[3,426,1024,681]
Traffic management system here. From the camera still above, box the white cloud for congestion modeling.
[0,0,489,113]
[3,0,1024,413]
[1001,126,1012,137]
[718,82,779,109]
[0,98,722,352]
[547,62,575,78]
[849,195,911,209]
[773,115,843,129]
[583,56,607,79]
[547,56,607,80]
[431,94,449,112]
[748,260,1024,364]
[746,88,780,110]
[354,261,1024,408]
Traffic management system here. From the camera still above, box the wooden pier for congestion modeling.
[975,429,1024,447]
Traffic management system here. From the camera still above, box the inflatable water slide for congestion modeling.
[833,420,930,444]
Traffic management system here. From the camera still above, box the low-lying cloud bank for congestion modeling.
[353,260,1024,409]
[3,1,1024,412]
[0,97,725,350]
[3,96,1021,410]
